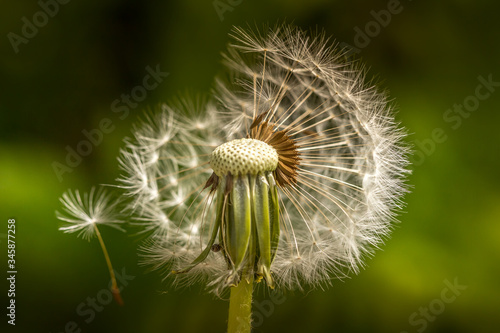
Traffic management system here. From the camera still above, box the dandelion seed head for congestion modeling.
[93,24,410,292]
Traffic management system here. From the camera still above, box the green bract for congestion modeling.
[174,171,280,288]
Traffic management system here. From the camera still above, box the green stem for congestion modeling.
[227,275,254,333]
[93,224,123,305]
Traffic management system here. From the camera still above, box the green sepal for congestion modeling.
[171,178,225,275]
[253,173,274,288]
[268,172,280,263]
[226,175,252,273]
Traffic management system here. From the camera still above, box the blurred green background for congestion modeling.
[1,1,499,332]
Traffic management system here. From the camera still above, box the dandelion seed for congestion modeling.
[57,187,124,239]
[56,187,125,305]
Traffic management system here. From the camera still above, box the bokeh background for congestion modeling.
[1,1,499,332]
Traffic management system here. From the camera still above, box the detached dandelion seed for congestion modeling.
[57,24,410,332]
[56,187,125,305]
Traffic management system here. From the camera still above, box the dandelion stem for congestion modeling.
[227,275,254,333]
[93,223,123,305]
